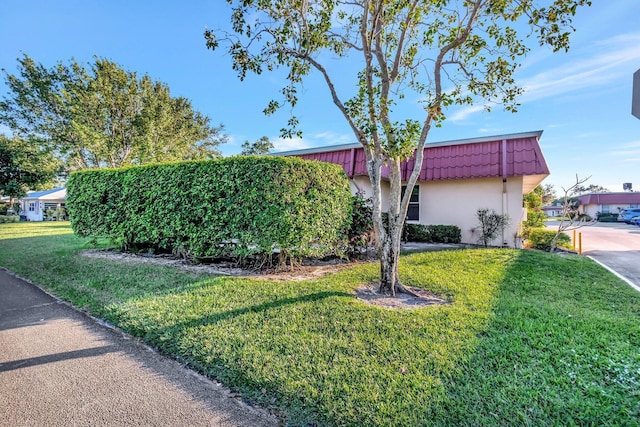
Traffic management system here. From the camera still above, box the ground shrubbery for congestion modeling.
[67,157,352,266]
[597,213,618,222]
[351,196,461,249]
[0,215,20,223]
[526,228,572,251]
[404,223,461,243]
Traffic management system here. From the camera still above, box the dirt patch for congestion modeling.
[354,283,448,309]
[80,249,352,281]
[81,249,447,309]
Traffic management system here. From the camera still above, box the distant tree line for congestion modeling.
[0,54,227,172]
[0,54,228,200]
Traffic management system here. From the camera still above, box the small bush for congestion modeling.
[347,194,374,256]
[476,208,509,247]
[577,213,592,222]
[526,228,572,251]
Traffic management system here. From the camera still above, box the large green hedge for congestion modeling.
[67,157,352,264]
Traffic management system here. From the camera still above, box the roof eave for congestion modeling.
[273,130,544,157]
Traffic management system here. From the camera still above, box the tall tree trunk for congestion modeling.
[370,157,412,296]
[379,215,403,295]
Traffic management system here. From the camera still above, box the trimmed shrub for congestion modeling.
[526,228,572,251]
[404,224,430,242]
[67,157,352,265]
[597,213,619,223]
[403,224,461,243]
[0,215,20,223]
[427,225,461,243]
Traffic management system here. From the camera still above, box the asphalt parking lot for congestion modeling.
[547,221,640,291]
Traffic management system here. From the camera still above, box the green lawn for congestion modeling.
[1,222,638,426]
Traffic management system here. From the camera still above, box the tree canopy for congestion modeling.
[573,183,609,195]
[241,136,273,155]
[208,0,590,295]
[0,134,60,202]
[0,55,227,171]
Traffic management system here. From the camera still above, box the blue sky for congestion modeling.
[2,1,639,193]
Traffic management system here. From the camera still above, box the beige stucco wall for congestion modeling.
[417,177,525,247]
[580,204,599,218]
[349,175,526,248]
[349,176,390,210]
[580,204,630,218]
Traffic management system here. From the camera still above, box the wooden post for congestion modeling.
[573,229,576,249]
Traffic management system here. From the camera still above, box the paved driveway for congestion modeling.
[547,221,640,290]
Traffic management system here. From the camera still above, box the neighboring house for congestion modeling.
[576,192,640,218]
[20,188,67,221]
[542,205,564,217]
[278,130,549,248]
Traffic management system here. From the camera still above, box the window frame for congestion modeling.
[401,185,420,222]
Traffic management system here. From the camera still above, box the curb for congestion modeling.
[586,256,640,293]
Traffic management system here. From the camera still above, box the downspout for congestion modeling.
[502,139,508,246]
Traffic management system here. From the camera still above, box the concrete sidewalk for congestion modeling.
[0,269,279,427]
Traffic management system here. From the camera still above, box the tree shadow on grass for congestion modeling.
[157,290,353,333]
[431,249,640,425]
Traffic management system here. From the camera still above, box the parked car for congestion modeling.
[630,216,640,226]
[618,208,640,223]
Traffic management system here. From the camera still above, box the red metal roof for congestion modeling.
[289,131,548,182]
[577,193,640,205]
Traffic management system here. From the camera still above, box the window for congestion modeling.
[28,202,35,212]
[601,205,610,213]
[401,185,420,221]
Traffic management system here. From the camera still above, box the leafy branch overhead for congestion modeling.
[207,0,589,153]
[207,0,590,296]
[0,55,228,171]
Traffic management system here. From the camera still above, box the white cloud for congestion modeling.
[448,105,485,122]
[477,127,505,134]
[520,32,640,102]
[271,130,355,152]
[611,149,640,158]
[608,140,640,158]
[618,140,640,148]
[447,31,640,122]
[271,137,314,152]
[309,131,354,145]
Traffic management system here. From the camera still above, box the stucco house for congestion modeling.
[20,188,67,221]
[542,204,564,217]
[576,192,640,218]
[278,130,549,248]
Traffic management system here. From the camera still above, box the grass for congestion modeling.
[1,222,639,426]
